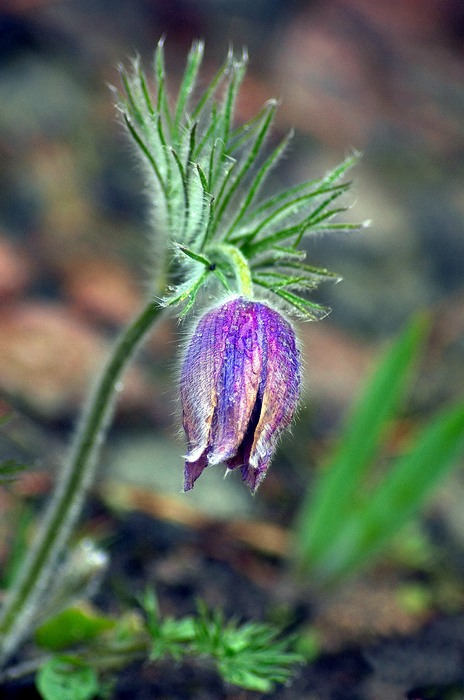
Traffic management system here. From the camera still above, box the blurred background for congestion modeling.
[0,0,463,515]
[1,4,464,697]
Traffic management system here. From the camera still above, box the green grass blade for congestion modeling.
[319,400,464,583]
[294,314,430,570]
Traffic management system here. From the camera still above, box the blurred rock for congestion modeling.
[300,320,374,409]
[312,576,428,652]
[104,432,255,519]
[62,256,143,326]
[0,302,151,419]
[274,0,464,152]
[0,235,31,300]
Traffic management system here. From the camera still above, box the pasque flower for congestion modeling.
[180,296,300,492]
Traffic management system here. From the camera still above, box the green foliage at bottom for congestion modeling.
[33,592,302,699]
[36,657,99,700]
[144,592,303,693]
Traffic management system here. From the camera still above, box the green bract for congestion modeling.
[118,39,363,318]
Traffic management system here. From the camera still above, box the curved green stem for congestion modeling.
[0,298,164,665]
[207,243,253,297]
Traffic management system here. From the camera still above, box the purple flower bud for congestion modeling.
[180,296,300,493]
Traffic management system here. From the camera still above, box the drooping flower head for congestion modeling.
[180,296,300,493]
[119,43,362,491]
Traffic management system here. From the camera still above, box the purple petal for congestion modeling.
[180,303,227,461]
[207,299,263,464]
[183,451,209,491]
[246,303,300,491]
[180,296,301,493]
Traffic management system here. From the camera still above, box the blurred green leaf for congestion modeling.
[35,605,115,652]
[295,314,430,573]
[36,656,99,700]
[0,459,29,483]
[325,399,464,581]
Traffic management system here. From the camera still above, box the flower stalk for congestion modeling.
[0,299,164,664]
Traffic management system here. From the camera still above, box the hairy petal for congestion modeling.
[180,296,300,492]
[208,299,263,464]
[243,305,301,491]
[180,304,226,464]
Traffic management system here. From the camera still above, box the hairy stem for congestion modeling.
[0,299,164,665]
[207,243,253,298]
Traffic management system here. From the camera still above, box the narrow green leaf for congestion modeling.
[176,244,211,267]
[241,183,350,250]
[211,156,236,217]
[155,111,168,151]
[253,277,328,319]
[206,132,223,191]
[154,39,172,135]
[213,101,277,233]
[172,40,204,142]
[193,104,220,163]
[253,271,317,291]
[123,115,167,198]
[163,268,209,311]
[224,129,292,240]
[321,400,464,582]
[246,179,320,221]
[170,148,188,232]
[179,271,210,317]
[119,68,144,126]
[226,99,276,154]
[137,63,155,117]
[212,266,233,292]
[320,152,360,186]
[264,260,340,280]
[190,52,231,123]
[220,50,248,144]
[264,246,307,262]
[311,221,364,233]
[195,163,208,193]
[293,200,347,247]
[1,504,34,587]
[243,222,306,256]
[247,176,348,225]
[219,665,273,693]
[295,315,430,571]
